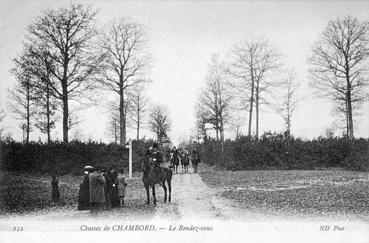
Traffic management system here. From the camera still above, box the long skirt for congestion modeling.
[104,186,111,210]
[110,186,120,208]
[78,183,90,210]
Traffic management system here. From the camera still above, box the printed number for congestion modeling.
[12,226,23,232]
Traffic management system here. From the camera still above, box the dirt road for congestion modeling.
[153,167,262,222]
[1,167,369,238]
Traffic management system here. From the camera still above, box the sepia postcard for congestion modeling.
[0,0,368,242]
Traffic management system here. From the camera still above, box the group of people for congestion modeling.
[51,143,201,216]
[167,146,201,173]
[78,166,127,216]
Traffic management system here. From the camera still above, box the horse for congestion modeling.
[182,153,189,173]
[141,155,172,205]
[170,152,180,174]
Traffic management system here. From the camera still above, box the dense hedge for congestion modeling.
[198,133,369,171]
[0,139,154,175]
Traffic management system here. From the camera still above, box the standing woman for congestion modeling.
[89,167,106,216]
[78,166,93,210]
[192,148,201,173]
[102,168,111,210]
[117,169,127,207]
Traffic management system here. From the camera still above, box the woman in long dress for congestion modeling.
[117,169,127,207]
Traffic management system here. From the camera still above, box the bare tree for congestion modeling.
[110,116,120,144]
[105,97,131,143]
[194,103,207,142]
[149,104,171,143]
[27,4,100,143]
[198,54,231,144]
[309,16,369,139]
[127,85,149,140]
[9,52,37,143]
[99,18,151,145]
[229,113,246,140]
[21,45,59,143]
[228,34,281,138]
[107,108,120,144]
[276,71,300,138]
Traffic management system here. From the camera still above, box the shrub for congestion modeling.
[198,133,369,171]
[0,139,154,174]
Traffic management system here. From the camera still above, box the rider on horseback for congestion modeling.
[151,143,164,173]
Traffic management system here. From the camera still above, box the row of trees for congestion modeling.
[195,16,369,144]
[8,4,171,144]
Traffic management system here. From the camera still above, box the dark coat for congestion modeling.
[51,176,60,201]
[171,150,180,165]
[182,154,190,166]
[152,150,163,164]
[89,172,106,203]
[78,174,90,210]
[107,171,119,208]
[192,150,200,165]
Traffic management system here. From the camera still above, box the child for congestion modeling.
[117,169,127,207]
[51,172,60,204]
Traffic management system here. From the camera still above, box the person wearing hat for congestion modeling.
[78,166,94,210]
[89,167,106,216]
[117,168,127,207]
[151,143,163,172]
[171,146,180,173]
[192,148,201,173]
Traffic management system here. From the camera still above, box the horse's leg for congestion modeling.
[167,179,171,202]
[145,184,150,204]
[162,182,167,203]
[152,185,156,205]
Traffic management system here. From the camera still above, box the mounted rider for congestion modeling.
[150,142,164,172]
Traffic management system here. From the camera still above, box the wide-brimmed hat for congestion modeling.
[84,165,94,171]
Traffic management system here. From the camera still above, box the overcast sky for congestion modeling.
[1,0,369,144]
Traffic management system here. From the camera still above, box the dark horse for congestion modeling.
[141,155,172,205]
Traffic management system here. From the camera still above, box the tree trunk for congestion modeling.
[347,86,354,139]
[26,82,30,144]
[119,86,126,145]
[137,116,140,140]
[46,79,51,144]
[215,127,219,142]
[62,89,69,143]
[114,121,117,144]
[255,78,259,139]
[286,91,291,138]
[248,67,255,137]
[345,100,349,138]
[137,101,140,140]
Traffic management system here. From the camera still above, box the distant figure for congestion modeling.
[171,146,180,174]
[182,151,190,173]
[78,166,93,210]
[89,167,106,216]
[51,172,60,203]
[192,148,201,173]
[117,169,127,207]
